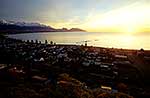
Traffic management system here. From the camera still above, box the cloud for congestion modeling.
[79,1,150,32]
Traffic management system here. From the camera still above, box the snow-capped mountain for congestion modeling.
[15,22,47,27]
[0,19,47,27]
[0,19,86,34]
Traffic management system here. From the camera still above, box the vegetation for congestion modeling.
[4,73,133,98]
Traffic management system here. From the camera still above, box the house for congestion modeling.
[115,54,128,60]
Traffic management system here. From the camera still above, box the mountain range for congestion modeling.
[0,20,86,34]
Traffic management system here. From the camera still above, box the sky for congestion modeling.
[0,0,150,33]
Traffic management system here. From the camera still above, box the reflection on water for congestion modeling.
[7,32,150,50]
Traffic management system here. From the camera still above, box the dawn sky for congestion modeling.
[0,0,150,33]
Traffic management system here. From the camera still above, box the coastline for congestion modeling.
[5,34,150,51]
[6,32,150,50]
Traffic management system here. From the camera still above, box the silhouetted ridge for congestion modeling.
[0,19,86,34]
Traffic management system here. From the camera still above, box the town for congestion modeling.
[0,35,150,98]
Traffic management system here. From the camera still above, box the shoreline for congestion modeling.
[5,32,150,51]
[5,35,150,51]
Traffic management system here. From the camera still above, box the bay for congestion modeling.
[7,32,150,50]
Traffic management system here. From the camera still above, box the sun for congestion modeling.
[125,28,137,34]
[120,25,139,35]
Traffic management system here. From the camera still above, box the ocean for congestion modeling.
[7,32,150,50]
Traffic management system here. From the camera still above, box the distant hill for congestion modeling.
[0,19,86,34]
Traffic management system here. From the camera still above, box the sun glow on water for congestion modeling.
[7,32,150,50]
